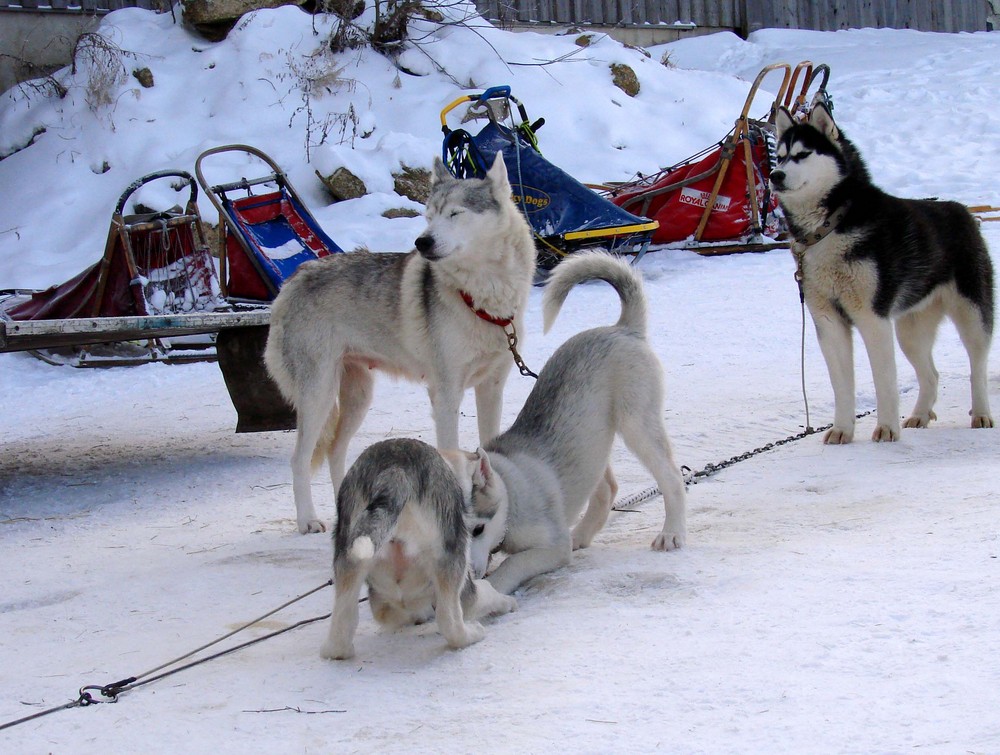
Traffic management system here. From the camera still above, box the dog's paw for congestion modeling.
[319,639,355,660]
[971,414,994,429]
[651,532,684,552]
[299,519,327,535]
[823,427,853,444]
[903,410,936,429]
[571,533,592,551]
[447,621,486,649]
[472,579,518,617]
[871,424,900,442]
[498,595,518,615]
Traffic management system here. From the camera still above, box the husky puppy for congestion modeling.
[265,154,536,534]
[320,438,517,660]
[770,104,994,443]
[448,252,687,596]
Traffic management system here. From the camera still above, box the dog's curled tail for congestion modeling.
[542,251,647,336]
[347,535,376,562]
[337,467,415,565]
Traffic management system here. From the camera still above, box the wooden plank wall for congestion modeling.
[475,0,991,33]
[742,0,989,34]
[475,0,740,27]
[0,0,989,34]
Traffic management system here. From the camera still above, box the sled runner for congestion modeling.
[969,205,1000,223]
[440,86,658,270]
[0,170,267,366]
[603,62,832,255]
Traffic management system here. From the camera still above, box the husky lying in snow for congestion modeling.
[448,252,687,595]
[265,154,536,534]
[320,438,517,660]
[770,104,994,443]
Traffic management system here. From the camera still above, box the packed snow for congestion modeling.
[1,4,999,752]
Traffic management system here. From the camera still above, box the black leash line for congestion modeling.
[0,579,341,733]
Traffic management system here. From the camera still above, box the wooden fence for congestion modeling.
[475,0,740,28]
[743,0,991,34]
[474,0,994,33]
[0,0,992,32]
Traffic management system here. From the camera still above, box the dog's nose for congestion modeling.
[415,235,438,260]
[769,170,785,189]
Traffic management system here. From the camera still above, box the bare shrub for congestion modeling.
[71,32,138,112]
[280,48,366,158]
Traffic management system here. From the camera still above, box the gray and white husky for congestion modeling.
[448,252,687,596]
[320,438,517,660]
[770,104,994,443]
[265,154,536,534]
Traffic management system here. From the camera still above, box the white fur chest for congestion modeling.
[799,232,877,317]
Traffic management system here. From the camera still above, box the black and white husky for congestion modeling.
[265,155,536,534]
[320,438,517,660]
[448,252,687,595]
[770,104,994,443]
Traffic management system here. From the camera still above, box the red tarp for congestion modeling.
[6,210,220,321]
[610,137,778,245]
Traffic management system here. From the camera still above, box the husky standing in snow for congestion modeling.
[448,252,687,596]
[770,104,994,443]
[320,438,517,660]
[265,154,536,534]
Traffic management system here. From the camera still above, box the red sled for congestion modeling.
[606,62,830,252]
[610,136,777,244]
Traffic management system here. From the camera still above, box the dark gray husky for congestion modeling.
[770,103,994,443]
[320,438,516,660]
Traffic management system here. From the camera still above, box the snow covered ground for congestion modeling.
[2,5,999,752]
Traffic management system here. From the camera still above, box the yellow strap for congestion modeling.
[563,220,659,242]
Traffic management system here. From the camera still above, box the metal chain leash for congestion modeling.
[613,409,874,511]
[616,245,864,506]
[504,322,538,378]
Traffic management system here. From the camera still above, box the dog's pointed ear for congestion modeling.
[774,107,795,138]
[808,102,839,141]
[486,151,509,192]
[472,447,493,487]
[432,156,451,185]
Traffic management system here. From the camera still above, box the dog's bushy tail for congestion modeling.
[542,251,647,337]
[335,469,412,564]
